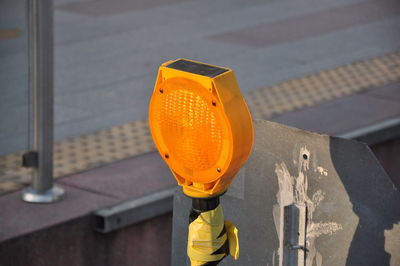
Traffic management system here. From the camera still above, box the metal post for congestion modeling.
[282,204,307,266]
[22,0,65,203]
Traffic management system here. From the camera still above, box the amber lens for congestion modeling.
[157,87,223,171]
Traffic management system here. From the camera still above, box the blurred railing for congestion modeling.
[21,0,65,203]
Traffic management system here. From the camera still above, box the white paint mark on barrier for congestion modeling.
[272,146,342,266]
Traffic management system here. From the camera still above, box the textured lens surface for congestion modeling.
[158,89,223,171]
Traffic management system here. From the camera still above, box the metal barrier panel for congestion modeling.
[172,120,400,265]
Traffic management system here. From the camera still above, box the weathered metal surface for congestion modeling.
[172,119,400,265]
[95,187,175,233]
[282,204,306,266]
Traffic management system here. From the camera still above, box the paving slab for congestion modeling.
[272,83,400,137]
[209,0,400,48]
[366,81,400,101]
[59,152,176,200]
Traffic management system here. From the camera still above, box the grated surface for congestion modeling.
[158,89,223,171]
[1,51,400,195]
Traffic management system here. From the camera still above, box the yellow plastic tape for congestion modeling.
[187,205,239,265]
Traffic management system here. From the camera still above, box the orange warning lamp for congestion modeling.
[149,59,253,198]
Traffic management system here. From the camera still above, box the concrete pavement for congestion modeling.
[1,0,400,154]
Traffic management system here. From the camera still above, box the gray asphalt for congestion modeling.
[1,0,400,155]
